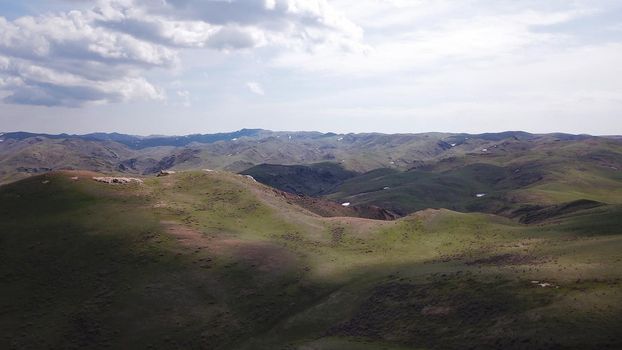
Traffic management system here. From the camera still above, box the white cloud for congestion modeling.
[0,0,360,107]
[272,4,594,76]
[246,81,265,96]
[1,0,621,135]
[0,7,173,106]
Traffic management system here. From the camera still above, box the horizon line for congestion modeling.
[0,129,613,138]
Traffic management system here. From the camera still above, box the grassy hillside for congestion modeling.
[0,137,137,184]
[241,162,358,196]
[0,130,458,183]
[4,130,595,184]
[325,137,622,217]
[1,170,621,349]
[327,164,516,214]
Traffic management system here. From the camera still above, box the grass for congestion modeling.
[1,170,621,349]
[321,138,622,219]
[241,162,358,196]
[327,164,521,214]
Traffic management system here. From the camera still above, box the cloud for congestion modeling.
[137,0,362,38]
[97,0,363,51]
[246,81,265,96]
[176,89,191,107]
[0,8,172,106]
[271,0,604,76]
[0,0,360,107]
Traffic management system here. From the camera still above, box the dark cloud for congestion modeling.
[4,82,114,107]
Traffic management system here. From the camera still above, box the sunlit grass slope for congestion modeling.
[327,138,622,216]
[1,170,621,349]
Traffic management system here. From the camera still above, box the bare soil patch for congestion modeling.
[466,253,551,266]
[161,221,297,273]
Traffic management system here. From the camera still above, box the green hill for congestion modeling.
[1,170,621,349]
[5,130,612,184]
[325,137,622,218]
[241,162,358,196]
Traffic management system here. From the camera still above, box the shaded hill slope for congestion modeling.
[241,162,358,196]
[1,170,622,349]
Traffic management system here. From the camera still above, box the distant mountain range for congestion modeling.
[0,129,266,149]
[0,129,616,181]
[0,129,603,148]
[1,129,621,219]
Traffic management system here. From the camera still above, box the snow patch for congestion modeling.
[341,202,351,207]
[531,280,558,288]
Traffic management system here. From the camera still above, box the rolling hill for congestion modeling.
[1,170,621,349]
[234,135,622,219]
[327,136,622,216]
[241,162,358,196]
[3,129,609,185]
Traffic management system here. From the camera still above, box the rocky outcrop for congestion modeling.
[156,170,176,177]
[93,177,143,184]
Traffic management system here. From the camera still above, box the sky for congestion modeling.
[0,0,621,135]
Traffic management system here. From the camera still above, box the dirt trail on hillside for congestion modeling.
[322,216,394,238]
[161,221,297,273]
